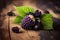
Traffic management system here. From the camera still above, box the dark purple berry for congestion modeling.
[7,11,15,16]
[12,27,19,33]
[34,10,41,18]
[21,15,35,30]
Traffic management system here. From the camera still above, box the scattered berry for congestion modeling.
[12,27,19,33]
[7,11,15,16]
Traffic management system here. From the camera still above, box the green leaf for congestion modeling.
[14,6,34,17]
[41,14,53,30]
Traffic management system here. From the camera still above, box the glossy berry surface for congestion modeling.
[34,19,43,30]
[12,27,19,33]
[34,10,41,18]
[21,15,35,30]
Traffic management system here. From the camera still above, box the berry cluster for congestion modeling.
[21,10,42,30]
